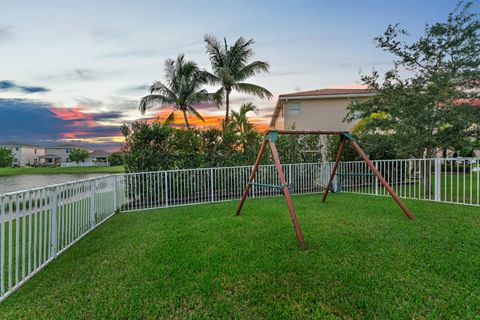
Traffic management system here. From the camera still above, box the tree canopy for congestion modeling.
[68,148,90,163]
[0,147,13,167]
[139,54,213,128]
[347,1,480,158]
[204,35,273,127]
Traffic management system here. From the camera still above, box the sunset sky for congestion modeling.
[0,0,463,151]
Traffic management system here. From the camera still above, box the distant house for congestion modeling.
[0,141,112,167]
[270,88,374,131]
[87,150,111,163]
[0,142,44,166]
[44,144,90,164]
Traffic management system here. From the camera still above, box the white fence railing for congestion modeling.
[0,175,126,302]
[60,162,110,167]
[336,157,479,206]
[0,157,478,301]
[121,163,327,212]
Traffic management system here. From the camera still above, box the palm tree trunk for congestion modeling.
[224,90,230,127]
[182,110,190,128]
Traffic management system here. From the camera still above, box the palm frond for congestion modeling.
[164,110,177,126]
[233,82,273,99]
[139,94,174,115]
[150,81,177,101]
[187,105,205,123]
[224,37,255,76]
[186,89,210,105]
[209,87,224,107]
[204,34,225,68]
[239,102,258,115]
[216,67,235,85]
[200,69,221,85]
[236,61,270,81]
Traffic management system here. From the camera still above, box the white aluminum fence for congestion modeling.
[1,158,478,301]
[0,175,126,302]
[60,162,110,167]
[336,157,480,206]
[121,163,327,211]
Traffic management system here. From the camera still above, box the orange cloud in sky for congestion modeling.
[152,107,270,131]
[50,107,93,121]
[61,131,89,139]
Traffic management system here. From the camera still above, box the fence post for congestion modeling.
[374,161,379,195]
[164,172,169,208]
[285,164,293,189]
[113,175,118,212]
[210,168,214,203]
[434,158,441,202]
[90,180,96,229]
[50,186,58,258]
[251,166,256,198]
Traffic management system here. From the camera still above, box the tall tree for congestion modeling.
[346,1,480,158]
[140,54,212,128]
[204,35,273,127]
[68,148,90,163]
[0,147,13,167]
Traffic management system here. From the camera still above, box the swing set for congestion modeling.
[236,130,414,250]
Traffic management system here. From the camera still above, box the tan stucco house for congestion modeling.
[270,88,374,131]
[0,142,44,166]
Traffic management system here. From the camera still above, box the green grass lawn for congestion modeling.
[0,193,478,319]
[0,166,124,176]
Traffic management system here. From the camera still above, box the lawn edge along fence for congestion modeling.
[1,157,479,301]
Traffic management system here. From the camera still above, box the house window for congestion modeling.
[66,148,71,153]
[287,103,301,116]
[34,149,37,154]
[15,147,19,151]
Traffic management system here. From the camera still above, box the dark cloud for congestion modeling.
[34,68,99,82]
[72,68,96,80]
[124,84,150,93]
[91,111,124,121]
[0,80,49,93]
[75,98,133,119]
[0,99,122,150]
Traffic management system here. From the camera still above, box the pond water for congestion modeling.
[0,173,111,194]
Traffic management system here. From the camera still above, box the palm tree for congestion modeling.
[229,102,257,134]
[204,35,273,127]
[139,54,211,128]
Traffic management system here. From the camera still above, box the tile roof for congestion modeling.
[46,144,87,149]
[0,141,43,148]
[89,149,111,157]
[279,88,374,98]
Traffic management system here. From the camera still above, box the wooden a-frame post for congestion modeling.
[236,130,414,250]
[236,131,306,250]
